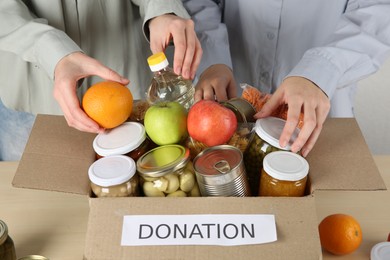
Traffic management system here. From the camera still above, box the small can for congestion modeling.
[0,220,16,260]
[193,145,250,197]
[137,145,200,197]
[93,121,155,161]
[259,151,309,197]
[220,97,256,123]
[88,155,139,197]
[244,116,300,195]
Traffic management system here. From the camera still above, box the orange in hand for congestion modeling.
[82,81,133,129]
[319,213,362,255]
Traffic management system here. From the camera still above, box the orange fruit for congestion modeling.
[82,81,133,129]
[318,213,362,255]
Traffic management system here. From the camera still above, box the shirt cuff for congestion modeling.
[35,30,82,79]
[285,49,343,99]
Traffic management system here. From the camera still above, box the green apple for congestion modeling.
[144,101,188,145]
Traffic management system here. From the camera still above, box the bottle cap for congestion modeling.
[371,242,390,260]
[255,117,300,150]
[93,122,146,157]
[147,52,169,72]
[88,155,136,187]
[263,151,309,181]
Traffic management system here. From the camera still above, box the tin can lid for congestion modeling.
[88,155,136,187]
[93,122,146,157]
[255,117,300,150]
[0,220,8,245]
[371,242,390,260]
[18,256,49,260]
[137,145,190,177]
[193,145,242,177]
[263,151,309,181]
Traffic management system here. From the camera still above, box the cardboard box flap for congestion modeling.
[307,118,386,192]
[84,196,321,260]
[12,114,96,195]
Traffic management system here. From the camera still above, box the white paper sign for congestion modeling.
[121,214,277,246]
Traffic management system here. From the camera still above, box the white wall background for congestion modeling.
[355,58,390,155]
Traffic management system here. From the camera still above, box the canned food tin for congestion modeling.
[244,117,300,195]
[137,145,200,197]
[220,98,256,123]
[371,242,390,260]
[193,145,250,197]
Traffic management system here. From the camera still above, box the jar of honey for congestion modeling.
[137,145,200,197]
[93,121,155,161]
[0,220,16,260]
[88,155,139,197]
[244,116,300,195]
[259,151,309,197]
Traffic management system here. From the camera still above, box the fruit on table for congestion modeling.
[319,213,362,255]
[82,81,133,129]
[144,101,188,145]
[187,100,237,147]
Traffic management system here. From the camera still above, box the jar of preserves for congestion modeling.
[259,151,309,197]
[88,155,139,197]
[244,116,300,195]
[93,121,155,161]
[136,145,200,197]
[0,220,16,260]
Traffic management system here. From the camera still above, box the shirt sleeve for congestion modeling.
[0,0,82,79]
[286,0,390,99]
[182,0,233,76]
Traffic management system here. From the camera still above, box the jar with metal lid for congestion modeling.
[0,220,16,260]
[93,121,155,161]
[259,151,309,197]
[136,145,200,197]
[244,116,300,195]
[88,155,139,197]
[193,145,251,197]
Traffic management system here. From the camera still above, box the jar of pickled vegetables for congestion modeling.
[259,151,309,197]
[136,145,200,197]
[244,116,300,195]
[93,121,155,161]
[88,155,139,197]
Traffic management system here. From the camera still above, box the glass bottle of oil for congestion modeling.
[146,52,194,110]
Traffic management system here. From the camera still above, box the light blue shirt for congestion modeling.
[186,0,390,117]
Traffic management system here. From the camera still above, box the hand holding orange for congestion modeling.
[319,213,362,255]
[82,81,133,129]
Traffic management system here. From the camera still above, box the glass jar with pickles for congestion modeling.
[259,151,309,197]
[244,116,300,195]
[88,155,139,197]
[0,220,16,260]
[136,145,200,197]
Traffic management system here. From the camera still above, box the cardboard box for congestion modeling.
[13,115,386,259]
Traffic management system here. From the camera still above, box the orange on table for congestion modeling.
[82,81,133,129]
[318,213,362,255]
